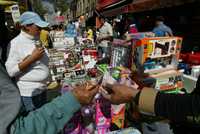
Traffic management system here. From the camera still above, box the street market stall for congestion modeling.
[46,27,198,133]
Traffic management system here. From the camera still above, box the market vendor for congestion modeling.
[96,16,113,59]
[101,82,200,121]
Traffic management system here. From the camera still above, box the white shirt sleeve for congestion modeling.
[5,42,21,77]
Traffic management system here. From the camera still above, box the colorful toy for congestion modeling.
[110,39,133,68]
[133,37,182,74]
[126,32,155,40]
[150,70,183,91]
[111,104,126,129]
[97,64,109,73]
[64,112,82,134]
[95,93,111,134]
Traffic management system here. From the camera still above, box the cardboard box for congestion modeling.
[127,32,155,40]
[150,70,183,91]
[133,37,182,74]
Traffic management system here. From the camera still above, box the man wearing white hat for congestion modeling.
[5,11,50,112]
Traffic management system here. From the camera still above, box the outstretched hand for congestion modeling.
[100,83,140,105]
[72,81,99,105]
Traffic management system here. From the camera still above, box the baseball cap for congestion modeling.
[19,11,49,27]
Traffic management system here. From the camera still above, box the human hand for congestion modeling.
[72,81,99,105]
[31,47,45,62]
[100,83,140,105]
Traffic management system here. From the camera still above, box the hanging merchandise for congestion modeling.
[110,39,133,68]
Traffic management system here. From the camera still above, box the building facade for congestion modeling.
[66,0,96,21]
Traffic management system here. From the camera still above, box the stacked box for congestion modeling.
[133,37,182,74]
[48,49,66,81]
[133,37,183,91]
[127,32,155,40]
[150,70,183,91]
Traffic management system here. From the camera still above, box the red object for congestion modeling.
[180,52,200,65]
[129,26,138,34]
[88,68,98,77]
[82,49,98,60]
[74,63,81,69]
[55,16,65,23]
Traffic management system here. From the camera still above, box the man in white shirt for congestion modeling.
[97,16,113,59]
[5,11,50,112]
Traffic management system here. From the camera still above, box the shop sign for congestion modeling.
[55,16,65,23]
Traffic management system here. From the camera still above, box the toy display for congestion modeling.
[127,32,155,40]
[111,104,126,129]
[40,21,200,134]
[82,49,98,69]
[133,37,182,74]
[48,48,86,82]
[111,39,133,68]
[59,64,141,133]
[48,49,66,81]
[39,23,181,134]
[149,70,183,91]
[50,30,77,49]
[95,93,111,134]
[47,28,187,132]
